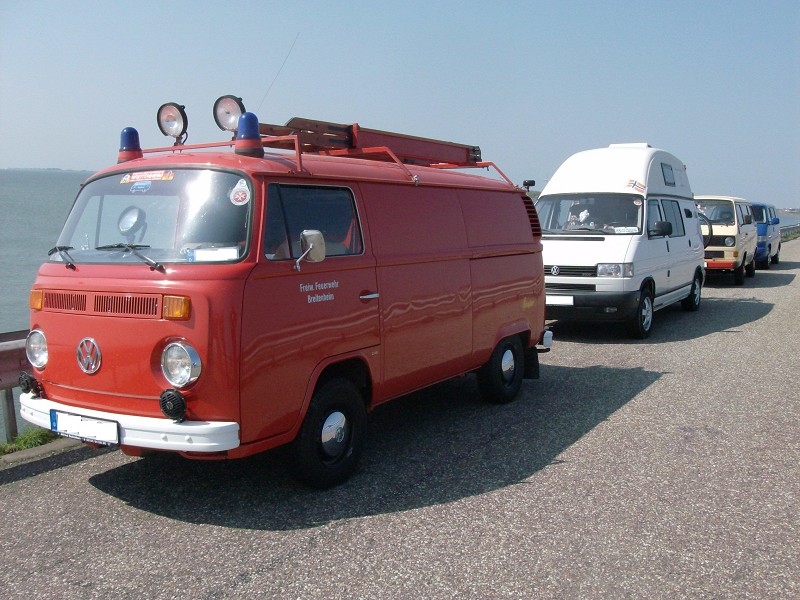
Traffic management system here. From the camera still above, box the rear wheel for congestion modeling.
[627,287,654,339]
[289,378,366,488]
[478,335,524,404]
[681,272,702,311]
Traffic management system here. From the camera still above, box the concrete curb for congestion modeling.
[0,437,84,469]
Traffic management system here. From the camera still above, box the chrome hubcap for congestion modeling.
[642,296,653,330]
[320,411,349,458]
[500,348,516,384]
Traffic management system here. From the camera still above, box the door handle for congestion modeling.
[359,292,379,300]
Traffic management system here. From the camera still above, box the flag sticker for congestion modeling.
[626,179,646,193]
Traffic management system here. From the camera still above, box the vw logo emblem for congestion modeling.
[550,265,561,276]
[76,338,102,374]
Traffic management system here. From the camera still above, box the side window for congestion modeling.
[662,199,686,237]
[264,184,362,260]
[647,199,663,233]
[736,203,746,228]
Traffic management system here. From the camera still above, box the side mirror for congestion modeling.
[649,220,672,237]
[294,230,326,271]
[772,217,780,225]
[743,214,753,225]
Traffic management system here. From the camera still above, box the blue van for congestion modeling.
[751,202,781,268]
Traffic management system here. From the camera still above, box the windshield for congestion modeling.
[52,169,252,266]
[697,199,735,225]
[535,193,643,234]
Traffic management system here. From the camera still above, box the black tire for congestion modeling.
[772,247,780,264]
[733,262,745,285]
[289,378,366,489]
[681,272,702,311]
[627,287,654,339]
[477,335,524,404]
[745,255,756,278]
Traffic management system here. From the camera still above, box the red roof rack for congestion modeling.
[258,117,482,167]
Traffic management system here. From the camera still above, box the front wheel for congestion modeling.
[772,247,780,264]
[289,378,366,488]
[477,335,524,404]
[733,262,745,285]
[681,272,702,311]
[627,287,654,339]
[745,255,756,277]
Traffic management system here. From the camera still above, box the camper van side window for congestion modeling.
[647,199,663,233]
[661,199,686,237]
[265,184,363,259]
[661,163,676,187]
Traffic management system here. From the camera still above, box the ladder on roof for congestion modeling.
[258,117,482,167]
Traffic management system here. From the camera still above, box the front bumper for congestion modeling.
[20,392,240,453]
[545,290,640,322]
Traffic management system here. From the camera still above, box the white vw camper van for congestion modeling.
[535,143,706,338]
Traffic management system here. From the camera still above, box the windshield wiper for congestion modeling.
[95,243,165,272]
[47,245,76,270]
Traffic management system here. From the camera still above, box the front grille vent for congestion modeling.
[544,265,597,277]
[43,291,87,312]
[42,290,161,319]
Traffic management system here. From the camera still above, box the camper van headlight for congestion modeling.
[161,341,202,388]
[597,263,634,278]
[26,329,48,369]
[724,237,735,247]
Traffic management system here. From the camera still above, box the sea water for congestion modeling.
[0,169,89,442]
[0,169,91,332]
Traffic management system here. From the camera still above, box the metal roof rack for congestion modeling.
[255,117,515,186]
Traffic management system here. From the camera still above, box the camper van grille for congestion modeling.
[544,265,597,277]
[40,290,161,318]
[522,196,542,238]
[546,283,596,291]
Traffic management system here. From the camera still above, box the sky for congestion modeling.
[1,0,799,207]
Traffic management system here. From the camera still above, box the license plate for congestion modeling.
[50,410,119,445]
[546,295,574,306]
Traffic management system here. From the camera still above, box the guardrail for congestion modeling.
[0,330,28,442]
[780,224,800,241]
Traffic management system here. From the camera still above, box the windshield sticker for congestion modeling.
[130,181,151,193]
[230,179,251,206]
[626,179,646,193]
[120,170,175,184]
[613,227,639,234]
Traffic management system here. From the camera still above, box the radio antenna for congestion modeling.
[257,32,300,114]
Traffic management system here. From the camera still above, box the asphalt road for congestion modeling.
[2,241,798,599]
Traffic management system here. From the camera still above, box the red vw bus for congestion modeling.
[19,96,550,487]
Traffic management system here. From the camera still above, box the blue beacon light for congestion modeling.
[234,112,264,158]
[118,127,143,163]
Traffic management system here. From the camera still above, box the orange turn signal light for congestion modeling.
[29,289,43,311]
[162,295,191,320]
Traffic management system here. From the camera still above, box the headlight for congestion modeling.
[724,237,735,247]
[161,342,202,388]
[26,329,48,369]
[597,263,634,277]
[157,102,188,139]
[213,95,245,132]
